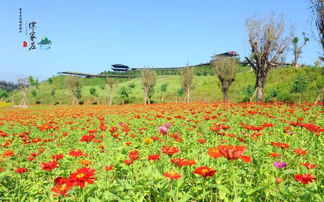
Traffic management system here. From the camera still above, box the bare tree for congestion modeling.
[292,33,309,67]
[105,78,117,105]
[64,76,82,105]
[180,64,194,103]
[311,0,324,60]
[17,77,28,105]
[211,56,238,101]
[141,69,157,104]
[245,15,293,102]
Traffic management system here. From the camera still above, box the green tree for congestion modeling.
[65,76,82,105]
[269,88,280,102]
[118,86,131,104]
[0,89,9,102]
[48,78,57,104]
[31,89,38,104]
[242,84,255,102]
[89,87,98,103]
[160,83,168,102]
[180,64,194,103]
[141,69,157,104]
[211,56,238,101]
[291,74,309,103]
[176,88,185,103]
[105,78,118,105]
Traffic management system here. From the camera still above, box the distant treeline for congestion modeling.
[0,81,19,92]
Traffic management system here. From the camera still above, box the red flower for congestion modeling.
[109,126,118,134]
[294,173,316,184]
[163,171,181,180]
[193,166,216,177]
[302,163,316,170]
[52,153,64,161]
[269,152,280,158]
[162,146,180,156]
[128,150,139,160]
[105,166,114,171]
[3,150,14,158]
[27,156,35,161]
[68,167,96,188]
[41,161,59,171]
[123,159,134,165]
[270,142,290,149]
[51,177,73,197]
[80,134,95,142]
[293,148,307,155]
[148,154,160,161]
[69,149,83,157]
[16,168,28,174]
[217,145,252,162]
[171,158,196,167]
[197,139,206,144]
[0,167,3,172]
[218,145,246,159]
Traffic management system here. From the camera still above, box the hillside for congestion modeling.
[7,65,324,105]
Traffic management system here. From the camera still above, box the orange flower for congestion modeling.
[79,159,92,166]
[207,147,222,158]
[269,152,280,158]
[218,145,246,159]
[302,163,316,170]
[293,148,307,156]
[163,171,181,180]
[193,166,216,177]
[2,150,14,158]
[208,145,252,162]
[105,166,114,171]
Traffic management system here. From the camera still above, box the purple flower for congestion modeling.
[164,123,172,128]
[158,126,168,134]
[273,161,286,169]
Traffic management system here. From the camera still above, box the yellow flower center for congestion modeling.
[76,173,85,178]
[202,169,209,173]
[59,184,66,191]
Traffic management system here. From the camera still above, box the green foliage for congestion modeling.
[31,89,37,97]
[89,88,98,97]
[12,67,324,104]
[242,84,255,102]
[118,85,134,104]
[176,88,185,97]
[50,89,56,97]
[160,83,168,93]
[291,74,308,94]
[269,88,279,98]
[76,89,82,100]
[0,89,9,100]
[128,83,136,89]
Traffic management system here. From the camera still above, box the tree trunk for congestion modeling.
[144,87,148,105]
[186,88,190,103]
[222,87,229,101]
[293,51,298,67]
[21,90,28,105]
[255,75,265,103]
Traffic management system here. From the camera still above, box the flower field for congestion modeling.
[0,102,323,201]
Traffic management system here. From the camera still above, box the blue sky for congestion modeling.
[0,0,320,82]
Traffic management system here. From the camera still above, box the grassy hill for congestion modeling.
[8,65,324,105]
